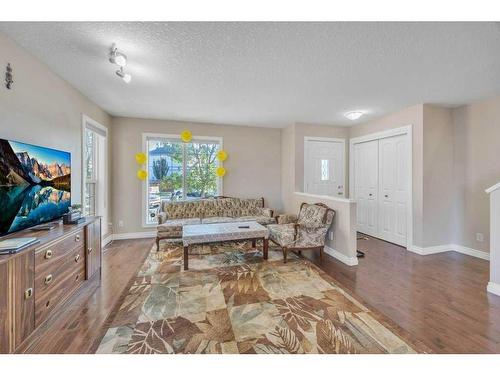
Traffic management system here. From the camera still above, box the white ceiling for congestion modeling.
[1,22,500,127]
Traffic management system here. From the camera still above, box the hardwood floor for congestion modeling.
[303,235,500,354]
[20,235,500,353]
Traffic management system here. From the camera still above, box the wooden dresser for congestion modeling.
[0,217,102,354]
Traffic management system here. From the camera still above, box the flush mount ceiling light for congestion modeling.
[109,47,127,67]
[344,111,364,121]
[116,67,132,83]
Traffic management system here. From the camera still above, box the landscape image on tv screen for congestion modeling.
[0,138,71,236]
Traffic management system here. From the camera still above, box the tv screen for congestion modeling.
[0,138,71,236]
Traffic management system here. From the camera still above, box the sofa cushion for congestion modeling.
[157,218,201,233]
[237,216,276,226]
[297,203,327,227]
[201,217,236,224]
[162,201,204,219]
[268,223,296,247]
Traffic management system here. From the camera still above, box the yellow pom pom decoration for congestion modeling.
[137,169,148,180]
[135,152,147,165]
[180,130,192,143]
[216,167,226,177]
[216,150,228,161]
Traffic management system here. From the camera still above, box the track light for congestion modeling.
[116,67,132,83]
[109,47,127,67]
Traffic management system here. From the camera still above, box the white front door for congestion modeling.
[378,134,408,246]
[304,139,345,197]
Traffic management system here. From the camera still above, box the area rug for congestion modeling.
[95,241,422,354]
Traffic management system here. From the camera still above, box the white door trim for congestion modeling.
[303,136,346,196]
[81,115,108,238]
[349,125,413,251]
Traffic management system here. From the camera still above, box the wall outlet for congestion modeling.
[476,233,484,242]
[118,220,124,228]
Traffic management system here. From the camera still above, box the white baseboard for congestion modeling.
[324,246,358,266]
[112,231,156,240]
[487,282,500,296]
[409,244,489,261]
[453,245,490,260]
[409,244,452,256]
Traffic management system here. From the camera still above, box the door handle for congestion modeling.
[369,193,373,197]
[385,194,389,198]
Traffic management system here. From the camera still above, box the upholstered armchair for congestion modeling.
[267,202,335,263]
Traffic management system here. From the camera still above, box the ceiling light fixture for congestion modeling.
[116,67,132,83]
[344,111,364,121]
[109,47,127,67]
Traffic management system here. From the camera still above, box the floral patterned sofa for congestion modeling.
[156,197,276,250]
[268,202,335,263]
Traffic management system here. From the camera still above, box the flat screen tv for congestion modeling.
[0,138,71,236]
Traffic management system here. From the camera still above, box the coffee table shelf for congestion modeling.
[182,221,269,270]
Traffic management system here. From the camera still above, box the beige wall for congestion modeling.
[111,117,282,234]
[452,96,500,253]
[422,105,455,247]
[280,125,296,213]
[0,32,112,236]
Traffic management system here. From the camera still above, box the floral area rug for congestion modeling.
[95,241,421,354]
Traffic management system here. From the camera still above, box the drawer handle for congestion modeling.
[24,288,33,300]
[75,254,81,262]
[45,250,53,259]
[88,247,93,254]
[75,234,81,242]
[44,274,53,285]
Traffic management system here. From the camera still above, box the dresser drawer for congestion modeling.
[35,229,84,270]
[34,247,85,326]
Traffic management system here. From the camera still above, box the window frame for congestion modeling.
[142,133,223,228]
[83,122,99,216]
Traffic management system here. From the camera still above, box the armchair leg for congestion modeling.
[319,246,324,262]
[156,237,160,251]
[283,247,288,263]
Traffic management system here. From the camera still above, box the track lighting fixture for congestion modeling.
[116,67,132,83]
[109,47,127,67]
[109,45,132,83]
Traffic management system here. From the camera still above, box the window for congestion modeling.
[84,129,97,216]
[321,159,329,181]
[144,134,222,225]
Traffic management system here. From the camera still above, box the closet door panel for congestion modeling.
[378,138,395,242]
[378,135,407,246]
[354,143,367,233]
[354,140,378,237]
[365,140,379,236]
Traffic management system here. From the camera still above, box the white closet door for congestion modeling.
[378,134,408,246]
[354,140,378,237]
[304,140,345,197]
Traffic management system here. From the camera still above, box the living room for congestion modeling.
[2,1,500,372]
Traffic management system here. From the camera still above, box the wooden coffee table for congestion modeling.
[181,221,269,270]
